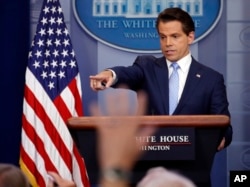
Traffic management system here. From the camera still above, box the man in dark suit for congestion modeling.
[90,7,232,187]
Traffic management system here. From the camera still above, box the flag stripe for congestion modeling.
[24,85,72,171]
[60,76,83,117]
[54,91,73,122]
[73,145,90,185]
[20,130,47,186]
[20,147,43,187]
[24,70,73,177]
[22,114,57,173]
[68,76,84,115]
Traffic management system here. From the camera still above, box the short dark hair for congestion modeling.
[156,7,195,35]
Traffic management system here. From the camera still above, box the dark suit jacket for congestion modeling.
[111,55,232,147]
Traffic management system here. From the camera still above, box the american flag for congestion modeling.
[19,0,90,186]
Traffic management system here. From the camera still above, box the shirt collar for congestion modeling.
[166,53,192,73]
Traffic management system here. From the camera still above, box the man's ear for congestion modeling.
[188,31,195,44]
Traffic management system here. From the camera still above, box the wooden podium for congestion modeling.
[67,115,229,187]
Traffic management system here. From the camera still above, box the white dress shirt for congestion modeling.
[167,53,192,101]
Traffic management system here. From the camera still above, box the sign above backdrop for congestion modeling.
[73,0,222,53]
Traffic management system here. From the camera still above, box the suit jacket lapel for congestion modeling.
[154,57,169,114]
[175,59,202,113]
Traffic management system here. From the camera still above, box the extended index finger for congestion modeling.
[89,75,106,81]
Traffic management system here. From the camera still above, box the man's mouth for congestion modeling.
[165,50,175,55]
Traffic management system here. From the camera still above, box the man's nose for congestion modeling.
[165,38,172,46]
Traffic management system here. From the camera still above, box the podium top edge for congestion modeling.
[67,115,230,129]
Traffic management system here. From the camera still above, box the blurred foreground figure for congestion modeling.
[0,163,76,187]
[90,90,196,187]
[0,163,29,187]
[137,167,196,187]
[47,171,76,187]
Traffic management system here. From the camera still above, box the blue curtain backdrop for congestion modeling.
[0,0,29,165]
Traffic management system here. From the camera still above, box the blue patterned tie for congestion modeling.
[169,63,179,115]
